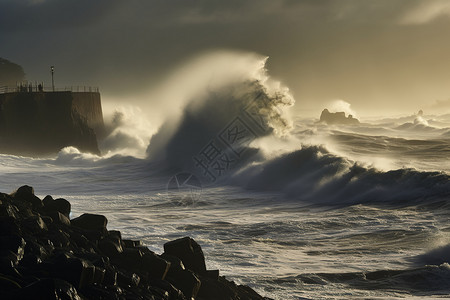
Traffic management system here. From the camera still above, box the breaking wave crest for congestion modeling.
[146,53,294,171]
[230,145,450,205]
[143,51,449,206]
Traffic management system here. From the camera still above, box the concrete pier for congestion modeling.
[0,91,104,156]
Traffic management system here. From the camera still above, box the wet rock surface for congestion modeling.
[0,185,271,300]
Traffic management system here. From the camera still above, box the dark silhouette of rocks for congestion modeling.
[0,58,25,86]
[320,108,360,125]
[0,185,271,300]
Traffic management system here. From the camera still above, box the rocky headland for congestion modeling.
[319,108,360,125]
[0,185,270,300]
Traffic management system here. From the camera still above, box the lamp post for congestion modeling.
[51,66,55,92]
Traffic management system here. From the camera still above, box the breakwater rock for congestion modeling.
[0,186,270,300]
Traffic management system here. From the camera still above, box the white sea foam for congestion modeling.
[0,51,450,299]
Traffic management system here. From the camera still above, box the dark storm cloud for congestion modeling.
[0,0,122,32]
[0,0,271,31]
[0,0,405,31]
[1,0,450,115]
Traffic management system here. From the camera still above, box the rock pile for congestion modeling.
[0,185,270,300]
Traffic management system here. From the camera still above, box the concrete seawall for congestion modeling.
[0,91,104,156]
[71,92,104,133]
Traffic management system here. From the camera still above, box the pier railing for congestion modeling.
[0,85,99,94]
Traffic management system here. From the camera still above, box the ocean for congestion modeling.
[1,54,450,299]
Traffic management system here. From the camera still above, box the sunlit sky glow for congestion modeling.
[1,0,450,117]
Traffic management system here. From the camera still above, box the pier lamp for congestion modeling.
[51,66,55,91]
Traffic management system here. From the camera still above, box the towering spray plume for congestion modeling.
[146,51,295,180]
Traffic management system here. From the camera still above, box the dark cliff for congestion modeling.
[0,91,104,156]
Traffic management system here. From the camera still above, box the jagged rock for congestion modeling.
[204,276,270,300]
[198,276,250,300]
[168,269,201,299]
[77,252,109,268]
[47,229,71,248]
[148,278,186,300]
[41,216,53,226]
[147,284,172,299]
[54,198,71,218]
[107,233,123,249]
[0,274,22,294]
[11,278,81,300]
[43,197,71,218]
[108,230,122,241]
[163,237,207,275]
[123,239,142,248]
[47,211,70,226]
[39,238,55,256]
[23,239,48,263]
[0,216,20,235]
[50,255,96,290]
[13,185,34,199]
[320,108,360,125]
[0,186,271,300]
[141,252,171,280]
[79,284,120,300]
[98,238,123,259]
[117,270,140,287]
[117,247,144,270]
[0,259,24,288]
[205,269,220,280]
[12,185,43,210]
[161,253,185,275]
[19,253,42,267]
[42,195,54,206]
[69,231,92,251]
[23,216,47,233]
[237,284,269,299]
[0,235,26,265]
[135,245,152,255]
[103,265,118,286]
[0,204,19,219]
[71,213,107,233]
[93,266,106,285]
[0,251,21,272]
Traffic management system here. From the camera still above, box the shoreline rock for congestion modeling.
[0,185,271,300]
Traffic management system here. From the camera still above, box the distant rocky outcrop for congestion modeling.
[0,185,271,300]
[0,58,25,86]
[319,109,360,125]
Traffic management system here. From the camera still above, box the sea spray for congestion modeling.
[100,106,154,158]
[146,53,294,186]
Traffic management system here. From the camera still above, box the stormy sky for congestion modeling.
[1,0,450,116]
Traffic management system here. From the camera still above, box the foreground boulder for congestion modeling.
[71,213,108,232]
[0,185,271,300]
[164,237,207,275]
